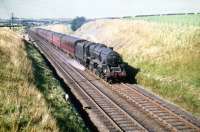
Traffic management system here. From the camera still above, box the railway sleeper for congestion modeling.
[109,113,126,117]
[94,100,110,104]
[113,117,129,121]
[141,106,157,110]
[130,97,147,100]
[121,127,145,132]
[100,106,116,109]
[170,121,188,126]
[131,97,144,100]
[118,126,140,131]
[148,109,168,114]
[102,108,118,112]
[104,110,121,114]
[166,119,185,123]
[85,90,98,93]
[118,122,143,129]
[153,113,171,117]
[136,100,149,104]
[94,99,108,103]
[175,125,194,131]
[146,107,161,110]
[140,102,155,105]
[95,99,109,103]
[92,96,106,100]
[116,120,135,124]
[142,105,157,108]
[97,104,112,108]
[133,100,150,104]
[161,116,179,120]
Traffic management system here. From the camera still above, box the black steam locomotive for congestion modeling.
[75,41,126,81]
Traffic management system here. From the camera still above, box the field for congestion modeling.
[131,14,200,26]
[0,28,87,131]
[73,15,200,117]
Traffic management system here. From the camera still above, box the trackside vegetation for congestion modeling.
[0,28,88,131]
[25,44,88,132]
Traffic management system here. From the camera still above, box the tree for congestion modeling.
[71,17,86,31]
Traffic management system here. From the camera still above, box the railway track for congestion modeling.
[76,67,200,131]
[111,84,200,131]
[29,32,147,131]
[28,32,200,132]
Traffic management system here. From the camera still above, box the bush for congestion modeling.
[71,17,86,31]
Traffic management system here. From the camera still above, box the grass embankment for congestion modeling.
[120,23,200,117]
[74,19,200,117]
[0,28,87,131]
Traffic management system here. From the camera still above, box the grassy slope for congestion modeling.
[25,44,88,132]
[0,28,87,131]
[74,18,200,117]
[0,28,57,131]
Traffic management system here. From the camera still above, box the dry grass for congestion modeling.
[0,27,88,131]
[73,19,200,117]
[0,28,59,131]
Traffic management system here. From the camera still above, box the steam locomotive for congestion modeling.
[29,28,126,82]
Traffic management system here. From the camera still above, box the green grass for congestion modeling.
[131,14,200,26]
[0,28,88,131]
[25,43,88,132]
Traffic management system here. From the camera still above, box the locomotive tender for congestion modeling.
[30,28,126,82]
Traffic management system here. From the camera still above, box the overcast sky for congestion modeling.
[0,0,200,19]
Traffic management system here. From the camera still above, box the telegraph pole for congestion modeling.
[10,12,14,30]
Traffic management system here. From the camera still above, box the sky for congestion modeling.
[0,0,200,19]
